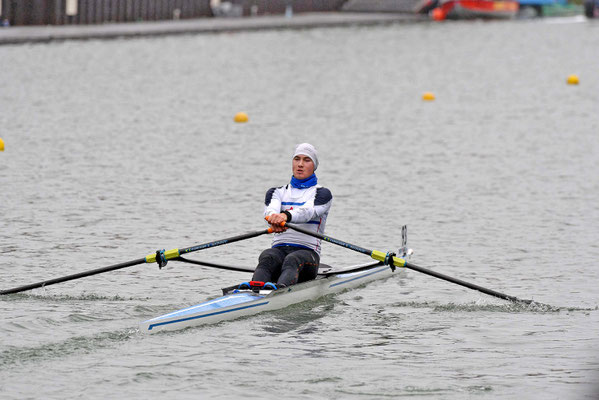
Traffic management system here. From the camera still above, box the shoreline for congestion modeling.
[0,12,426,46]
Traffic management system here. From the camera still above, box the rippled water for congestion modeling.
[1,16,599,399]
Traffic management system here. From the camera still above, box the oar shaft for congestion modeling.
[179,228,273,256]
[0,257,147,295]
[174,257,255,273]
[284,223,528,304]
[284,223,373,255]
[2,228,273,296]
[404,262,523,303]
[144,228,274,264]
[320,261,383,277]
[284,223,402,267]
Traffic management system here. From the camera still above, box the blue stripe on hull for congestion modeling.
[329,266,389,288]
[147,301,269,331]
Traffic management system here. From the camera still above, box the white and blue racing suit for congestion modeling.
[252,183,333,287]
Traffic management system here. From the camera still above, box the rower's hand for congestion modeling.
[265,213,288,233]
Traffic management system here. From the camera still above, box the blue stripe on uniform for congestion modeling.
[281,201,306,206]
[273,243,313,250]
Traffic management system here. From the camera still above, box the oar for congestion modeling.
[174,257,255,273]
[283,222,533,304]
[318,260,384,277]
[0,228,273,295]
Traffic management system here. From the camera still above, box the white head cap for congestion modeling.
[293,143,319,170]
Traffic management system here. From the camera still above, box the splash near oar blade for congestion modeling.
[1,228,273,295]
[283,222,533,304]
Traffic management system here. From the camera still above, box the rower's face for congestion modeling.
[292,155,314,180]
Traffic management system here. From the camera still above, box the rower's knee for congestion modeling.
[254,248,285,281]
[283,251,319,283]
[259,248,283,264]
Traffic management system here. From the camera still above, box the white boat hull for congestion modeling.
[140,263,404,333]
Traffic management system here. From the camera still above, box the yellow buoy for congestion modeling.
[422,92,435,101]
[0,137,4,152]
[566,74,579,85]
[234,112,249,123]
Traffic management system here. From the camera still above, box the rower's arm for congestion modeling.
[263,186,283,220]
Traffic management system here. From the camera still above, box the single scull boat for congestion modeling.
[140,255,412,334]
[140,226,413,333]
[2,223,536,330]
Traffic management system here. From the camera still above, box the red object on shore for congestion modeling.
[415,0,519,20]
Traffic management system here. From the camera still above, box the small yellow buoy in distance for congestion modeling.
[234,112,249,123]
[422,92,435,101]
[0,137,4,152]
[566,74,579,85]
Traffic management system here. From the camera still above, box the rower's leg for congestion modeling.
[252,248,286,283]
[278,250,320,287]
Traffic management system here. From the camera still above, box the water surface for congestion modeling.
[1,16,598,399]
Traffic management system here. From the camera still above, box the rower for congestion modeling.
[241,143,333,291]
